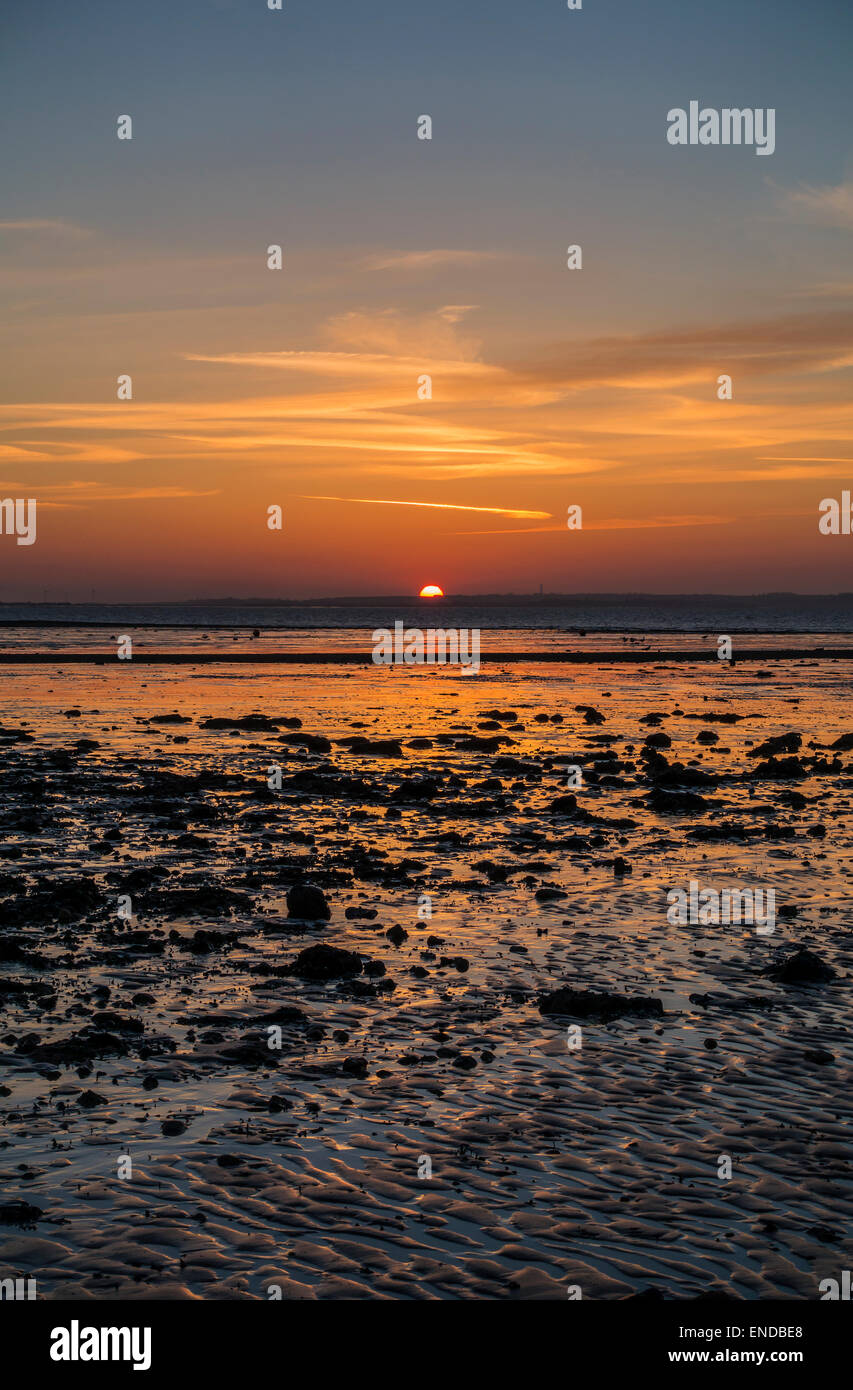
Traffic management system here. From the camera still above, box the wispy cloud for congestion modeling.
[0,219,91,238]
[185,349,492,378]
[364,249,501,272]
[776,180,853,230]
[514,309,853,390]
[301,495,552,520]
[0,480,219,502]
[451,515,734,535]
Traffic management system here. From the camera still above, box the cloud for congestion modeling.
[513,310,853,391]
[364,249,500,272]
[450,515,734,536]
[776,181,853,230]
[4,307,849,491]
[791,282,853,299]
[0,480,219,502]
[184,349,491,379]
[300,495,552,520]
[324,306,482,359]
[0,219,91,238]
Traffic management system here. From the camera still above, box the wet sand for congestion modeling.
[2,647,853,664]
[0,657,851,1299]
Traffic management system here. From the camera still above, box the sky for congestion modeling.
[1,0,851,600]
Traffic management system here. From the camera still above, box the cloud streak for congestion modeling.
[301,495,552,520]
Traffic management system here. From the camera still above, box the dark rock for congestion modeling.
[748,732,802,758]
[748,756,807,781]
[286,883,331,920]
[538,986,663,1020]
[77,1089,109,1109]
[285,944,362,980]
[647,787,708,814]
[644,732,672,749]
[762,948,836,983]
[0,1201,43,1226]
[338,736,403,757]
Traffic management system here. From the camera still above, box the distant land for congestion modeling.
[3,592,853,607]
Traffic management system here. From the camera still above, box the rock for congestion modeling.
[762,948,836,983]
[286,884,331,920]
[256,1005,308,1025]
[77,1089,109,1109]
[341,1056,368,1078]
[161,1118,186,1136]
[338,736,403,757]
[644,732,672,749]
[538,986,664,1019]
[91,1011,144,1034]
[647,787,708,814]
[199,714,280,731]
[474,860,508,882]
[386,925,408,945]
[748,756,807,781]
[748,732,802,758]
[0,1201,43,1226]
[576,705,605,725]
[281,732,332,753]
[389,777,439,802]
[285,944,363,980]
[454,734,513,751]
[268,1095,292,1112]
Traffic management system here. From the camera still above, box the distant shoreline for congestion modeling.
[2,648,852,665]
[0,621,851,635]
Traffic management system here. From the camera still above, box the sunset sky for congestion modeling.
[1,0,851,600]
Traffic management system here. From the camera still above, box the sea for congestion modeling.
[1,593,853,655]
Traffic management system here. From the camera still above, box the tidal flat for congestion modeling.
[0,656,851,1300]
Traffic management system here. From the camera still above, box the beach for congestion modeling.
[1,642,851,1299]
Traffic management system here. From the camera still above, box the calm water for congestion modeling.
[1,595,853,655]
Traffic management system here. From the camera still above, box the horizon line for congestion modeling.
[2,591,853,607]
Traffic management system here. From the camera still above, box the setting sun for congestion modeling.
[419,584,444,598]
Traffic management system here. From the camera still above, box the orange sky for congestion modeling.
[2,2,852,599]
[1,296,851,597]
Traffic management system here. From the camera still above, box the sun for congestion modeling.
[418,584,444,598]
